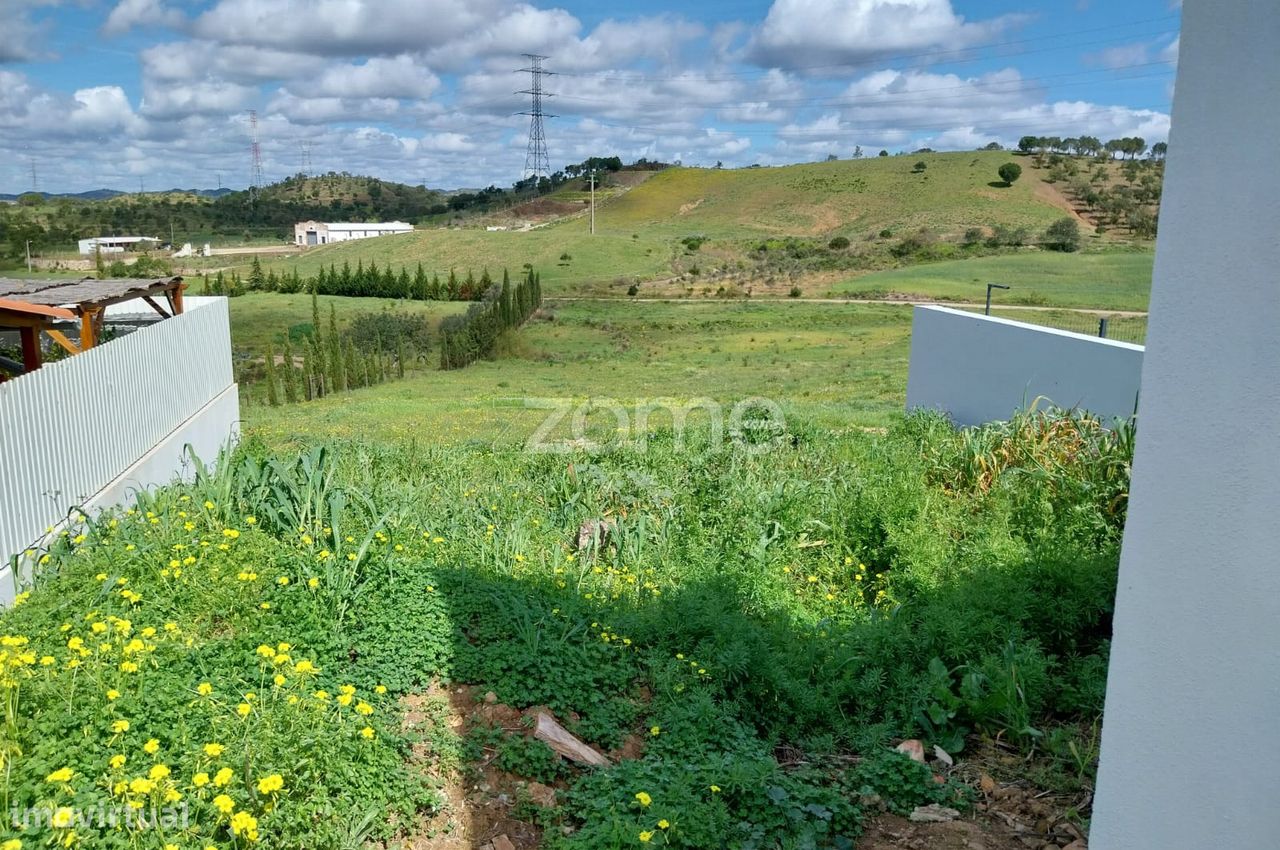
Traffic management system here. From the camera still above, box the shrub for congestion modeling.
[912,161,927,173]
[962,227,985,246]
[827,236,850,250]
[788,286,803,298]
[1043,218,1081,252]
[998,162,1023,186]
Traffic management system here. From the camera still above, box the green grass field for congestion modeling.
[246,299,913,444]
[830,251,1153,311]
[218,291,468,351]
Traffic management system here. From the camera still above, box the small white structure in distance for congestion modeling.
[78,236,161,255]
[294,221,413,247]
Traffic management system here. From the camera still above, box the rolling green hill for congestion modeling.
[597,150,1073,239]
[256,152,1099,292]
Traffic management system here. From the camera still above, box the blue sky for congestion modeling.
[0,0,1179,193]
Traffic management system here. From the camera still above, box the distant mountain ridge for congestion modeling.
[0,188,234,201]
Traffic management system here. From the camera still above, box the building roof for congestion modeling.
[79,236,161,244]
[0,299,77,321]
[304,221,412,230]
[0,277,184,311]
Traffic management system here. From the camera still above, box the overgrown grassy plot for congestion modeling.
[3,408,1126,848]
[247,300,915,444]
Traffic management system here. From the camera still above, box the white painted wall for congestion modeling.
[1090,2,1280,848]
[905,306,1144,426]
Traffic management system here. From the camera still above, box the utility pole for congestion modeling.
[589,170,596,235]
[25,240,33,274]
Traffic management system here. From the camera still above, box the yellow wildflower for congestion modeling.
[635,791,652,807]
[256,774,284,795]
[212,794,234,814]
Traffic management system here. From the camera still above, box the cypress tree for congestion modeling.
[414,263,428,300]
[311,337,326,398]
[281,339,298,403]
[249,256,265,290]
[264,342,280,407]
[310,285,322,347]
[328,305,346,392]
[431,273,442,300]
[499,273,512,327]
[302,340,315,400]
[345,338,360,389]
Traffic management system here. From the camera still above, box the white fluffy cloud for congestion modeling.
[190,0,512,56]
[0,0,67,62]
[749,0,1013,69]
[0,0,1175,192]
[102,0,184,36]
[303,56,441,100]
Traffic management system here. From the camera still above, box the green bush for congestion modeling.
[1043,218,1082,252]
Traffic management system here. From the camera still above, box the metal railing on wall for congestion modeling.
[0,298,234,567]
[965,307,1148,344]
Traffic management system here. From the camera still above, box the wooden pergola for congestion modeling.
[0,276,185,377]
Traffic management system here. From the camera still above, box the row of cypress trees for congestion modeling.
[206,261,499,301]
[439,268,542,370]
[260,289,410,407]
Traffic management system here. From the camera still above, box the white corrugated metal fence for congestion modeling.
[0,298,235,565]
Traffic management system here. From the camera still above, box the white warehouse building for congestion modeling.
[77,236,161,255]
[294,221,413,247]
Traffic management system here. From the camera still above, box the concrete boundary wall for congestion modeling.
[905,306,1144,426]
[0,298,239,601]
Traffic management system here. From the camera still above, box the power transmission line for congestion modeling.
[517,54,556,179]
